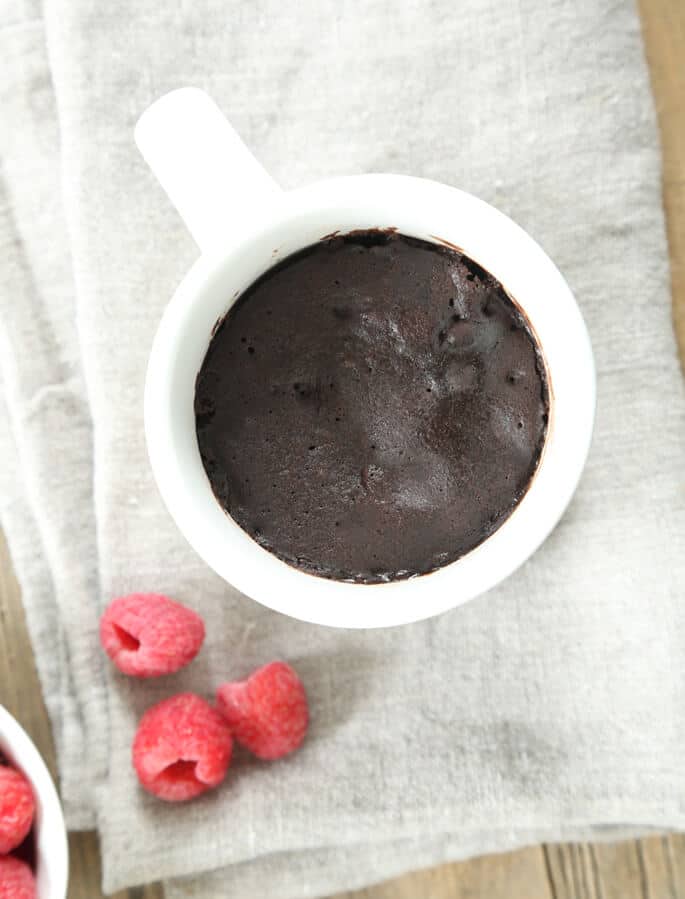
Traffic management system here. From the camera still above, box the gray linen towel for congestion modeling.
[0,7,103,829]
[2,0,685,895]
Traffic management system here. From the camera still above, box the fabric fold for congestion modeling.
[0,12,104,827]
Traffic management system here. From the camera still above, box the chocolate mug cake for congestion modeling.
[195,230,549,584]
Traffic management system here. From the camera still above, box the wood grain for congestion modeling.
[333,847,555,899]
[0,532,54,773]
[639,0,685,362]
[0,1,682,897]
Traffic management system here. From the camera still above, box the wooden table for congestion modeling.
[1,1,683,896]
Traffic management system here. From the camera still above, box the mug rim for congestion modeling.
[145,173,595,628]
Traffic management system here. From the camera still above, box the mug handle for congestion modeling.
[135,88,281,254]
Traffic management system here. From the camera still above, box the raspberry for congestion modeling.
[132,693,232,801]
[0,767,34,855]
[0,856,36,899]
[100,593,205,677]
[216,661,308,760]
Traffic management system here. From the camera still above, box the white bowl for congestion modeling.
[138,89,596,629]
[0,706,68,899]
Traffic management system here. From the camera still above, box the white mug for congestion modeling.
[136,88,595,629]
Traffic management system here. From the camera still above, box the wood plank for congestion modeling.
[541,836,685,899]
[68,831,163,899]
[545,841,643,899]
[0,530,54,774]
[665,835,685,896]
[334,837,685,899]
[638,835,685,898]
[334,846,553,899]
[664,183,685,364]
[638,0,685,362]
[638,0,685,188]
